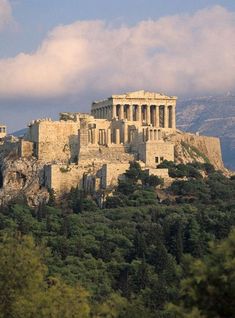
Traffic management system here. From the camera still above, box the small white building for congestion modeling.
[0,125,7,140]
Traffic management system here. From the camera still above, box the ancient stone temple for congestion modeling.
[91,90,177,129]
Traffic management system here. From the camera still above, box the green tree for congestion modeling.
[0,233,90,318]
[168,229,235,318]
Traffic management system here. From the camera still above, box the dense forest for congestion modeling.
[0,161,235,317]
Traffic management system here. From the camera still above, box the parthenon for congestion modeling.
[91,90,177,129]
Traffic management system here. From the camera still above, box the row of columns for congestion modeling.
[88,128,122,146]
[87,126,163,146]
[92,104,176,129]
[143,128,162,142]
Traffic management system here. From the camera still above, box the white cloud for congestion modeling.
[0,5,235,98]
[0,0,13,30]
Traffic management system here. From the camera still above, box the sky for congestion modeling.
[0,0,235,131]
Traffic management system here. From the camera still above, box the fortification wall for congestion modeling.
[100,163,130,188]
[44,164,86,194]
[147,168,169,179]
[27,121,80,163]
[138,141,174,167]
[79,145,135,164]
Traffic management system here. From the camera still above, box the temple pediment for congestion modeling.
[112,90,176,100]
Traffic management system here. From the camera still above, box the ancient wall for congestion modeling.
[44,164,85,194]
[100,163,130,188]
[26,120,80,163]
[138,141,174,167]
[146,168,169,179]
[79,145,135,164]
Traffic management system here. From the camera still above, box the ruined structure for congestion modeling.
[0,90,225,205]
[19,91,177,194]
[0,125,6,141]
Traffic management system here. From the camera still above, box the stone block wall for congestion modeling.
[100,163,130,188]
[44,164,85,194]
[26,120,80,163]
[79,145,135,164]
[146,168,169,179]
[138,141,174,167]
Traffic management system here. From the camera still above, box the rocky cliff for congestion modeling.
[165,130,225,171]
[0,146,49,207]
[177,94,235,170]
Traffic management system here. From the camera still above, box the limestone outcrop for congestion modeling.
[0,154,48,207]
[165,130,225,171]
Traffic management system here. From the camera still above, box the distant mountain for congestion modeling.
[11,128,27,137]
[177,94,235,170]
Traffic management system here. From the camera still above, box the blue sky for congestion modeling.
[3,0,234,56]
[0,0,235,130]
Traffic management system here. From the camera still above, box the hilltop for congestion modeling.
[177,94,235,169]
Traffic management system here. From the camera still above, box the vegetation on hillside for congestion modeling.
[0,161,234,317]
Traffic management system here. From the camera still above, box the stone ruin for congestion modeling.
[0,90,224,205]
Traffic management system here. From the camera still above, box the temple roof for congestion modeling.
[111,90,177,100]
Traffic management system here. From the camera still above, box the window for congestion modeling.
[155,157,159,163]
[160,156,164,162]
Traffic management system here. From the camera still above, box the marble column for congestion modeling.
[164,105,169,128]
[119,104,124,120]
[106,128,111,145]
[129,104,133,121]
[92,128,96,144]
[112,104,116,119]
[103,130,106,145]
[88,129,92,144]
[155,106,159,127]
[146,105,151,125]
[137,104,142,123]
[98,130,101,144]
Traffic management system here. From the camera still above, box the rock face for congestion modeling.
[166,130,225,171]
[177,94,235,170]
[0,154,49,207]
